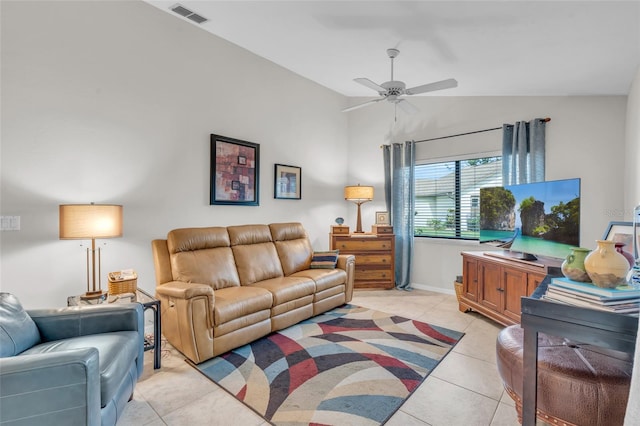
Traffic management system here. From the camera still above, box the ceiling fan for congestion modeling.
[342,48,458,114]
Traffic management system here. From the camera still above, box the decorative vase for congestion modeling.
[584,240,631,288]
[561,247,591,282]
[614,242,634,268]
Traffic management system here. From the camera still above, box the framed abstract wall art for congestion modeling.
[210,134,259,205]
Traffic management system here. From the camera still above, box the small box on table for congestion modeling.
[331,225,350,234]
[372,225,393,234]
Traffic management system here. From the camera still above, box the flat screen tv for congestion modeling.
[480,178,581,260]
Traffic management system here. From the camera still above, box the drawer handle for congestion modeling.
[341,244,346,249]
[382,259,386,263]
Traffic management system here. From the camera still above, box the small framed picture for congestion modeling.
[274,164,301,200]
[375,211,390,225]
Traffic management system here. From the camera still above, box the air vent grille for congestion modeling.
[170,4,208,24]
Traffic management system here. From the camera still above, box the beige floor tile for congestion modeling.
[451,316,503,364]
[117,397,163,426]
[400,376,500,426]
[431,351,505,401]
[490,402,521,426]
[385,409,432,426]
[413,305,475,332]
[135,362,219,417]
[500,389,515,407]
[162,388,264,426]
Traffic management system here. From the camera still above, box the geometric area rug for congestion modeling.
[191,304,464,425]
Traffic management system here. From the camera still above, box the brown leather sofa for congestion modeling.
[151,222,355,364]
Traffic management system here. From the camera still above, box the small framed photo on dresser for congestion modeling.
[375,211,390,225]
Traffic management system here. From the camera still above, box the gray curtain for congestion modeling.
[383,141,415,290]
[502,118,546,184]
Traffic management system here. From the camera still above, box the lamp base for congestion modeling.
[80,290,107,301]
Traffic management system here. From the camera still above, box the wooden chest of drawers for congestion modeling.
[330,233,395,289]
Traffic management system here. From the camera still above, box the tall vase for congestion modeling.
[561,247,591,282]
[584,240,631,288]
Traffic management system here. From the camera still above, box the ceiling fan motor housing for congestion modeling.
[381,80,406,98]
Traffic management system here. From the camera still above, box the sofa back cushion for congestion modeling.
[0,293,41,357]
[270,223,313,276]
[167,227,240,289]
[228,225,284,285]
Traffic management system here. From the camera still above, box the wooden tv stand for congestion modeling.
[459,251,561,326]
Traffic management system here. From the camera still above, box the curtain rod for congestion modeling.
[410,117,552,144]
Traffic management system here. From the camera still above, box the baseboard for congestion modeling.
[410,282,456,295]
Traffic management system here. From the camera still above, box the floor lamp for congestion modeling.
[344,185,374,233]
[59,203,123,299]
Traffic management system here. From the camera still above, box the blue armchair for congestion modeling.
[0,293,144,426]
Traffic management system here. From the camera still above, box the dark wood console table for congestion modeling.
[520,276,638,426]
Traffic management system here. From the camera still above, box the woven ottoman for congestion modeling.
[496,325,632,426]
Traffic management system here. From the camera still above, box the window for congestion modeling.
[414,155,502,239]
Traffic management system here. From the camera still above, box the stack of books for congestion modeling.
[543,276,640,316]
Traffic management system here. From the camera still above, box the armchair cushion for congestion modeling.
[0,293,41,357]
[22,330,140,407]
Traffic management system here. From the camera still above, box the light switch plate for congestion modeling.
[1,216,21,231]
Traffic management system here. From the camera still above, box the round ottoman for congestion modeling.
[496,325,632,426]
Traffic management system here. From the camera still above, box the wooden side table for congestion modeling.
[67,288,162,369]
[330,232,395,289]
[520,277,638,425]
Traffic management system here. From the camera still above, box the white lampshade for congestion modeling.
[59,204,123,239]
[344,185,374,202]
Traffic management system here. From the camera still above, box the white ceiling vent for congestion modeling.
[170,4,208,24]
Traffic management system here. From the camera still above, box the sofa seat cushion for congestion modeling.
[21,331,140,408]
[214,286,273,326]
[250,276,316,305]
[292,268,346,292]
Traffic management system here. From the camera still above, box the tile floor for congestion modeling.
[118,289,523,426]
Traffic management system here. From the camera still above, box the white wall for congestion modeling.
[0,1,349,307]
[625,67,640,217]
[347,96,628,293]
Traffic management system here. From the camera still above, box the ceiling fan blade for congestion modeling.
[354,78,386,93]
[396,99,419,114]
[342,97,386,112]
[405,78,458,95]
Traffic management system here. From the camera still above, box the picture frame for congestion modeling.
[210,134,259,206]
[603,221,634,259]
[274,164,301,200]
[375,211,390,225]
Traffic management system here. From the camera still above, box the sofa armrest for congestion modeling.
[156,280,214,301]
[0,348,101,426]
[336,254,355,302]
[155,281,215,363]
[27,303,144,343]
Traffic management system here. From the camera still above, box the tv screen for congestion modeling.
[480,178,581,260]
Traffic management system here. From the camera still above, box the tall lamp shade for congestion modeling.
[344,185,374,233]
[59,204,123,299]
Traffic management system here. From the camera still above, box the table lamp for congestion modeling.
[59,203,123,299]
[344,185,374,233]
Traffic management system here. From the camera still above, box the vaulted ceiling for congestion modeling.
[145,1,640,97]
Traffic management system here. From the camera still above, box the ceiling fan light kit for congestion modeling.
[342,48,458,114]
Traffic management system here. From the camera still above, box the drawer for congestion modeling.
[355,268,393,281]
[335,238,393,251]
[354,254,392,266]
